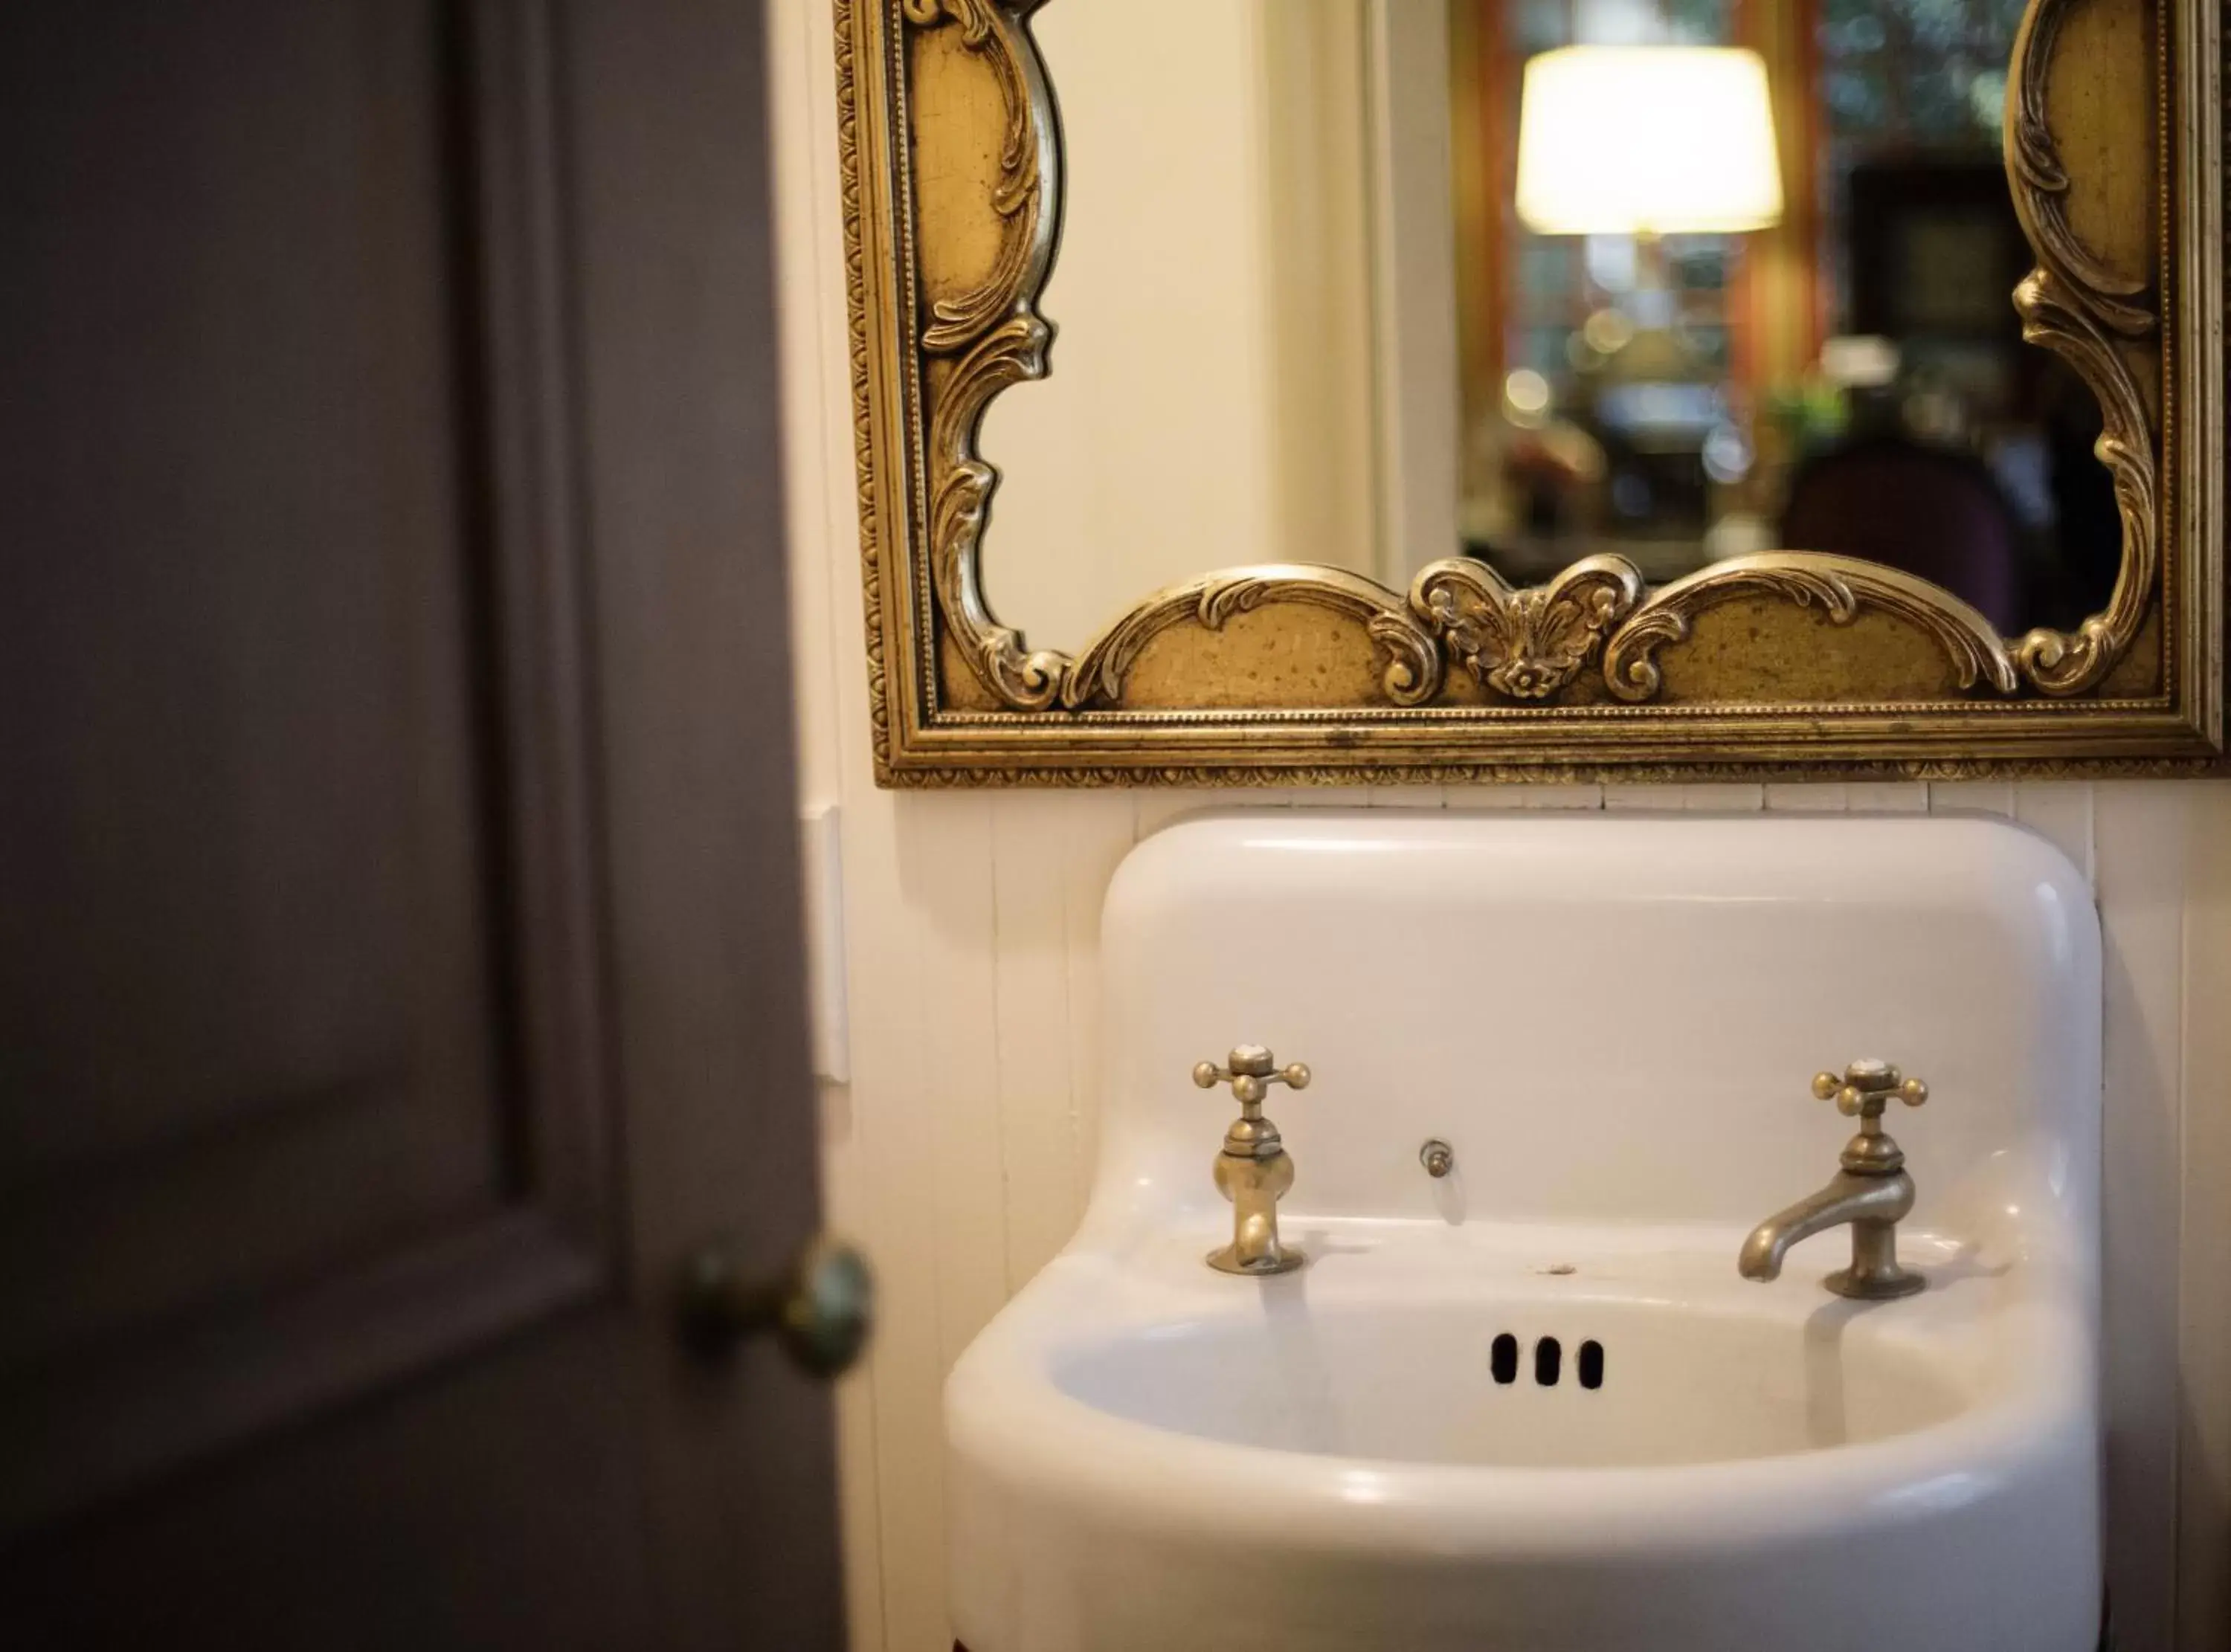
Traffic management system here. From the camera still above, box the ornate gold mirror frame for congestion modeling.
[838,0,2224,784]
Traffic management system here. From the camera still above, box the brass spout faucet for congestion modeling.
[1739,1059,1931,1301]
[1194,1045,1312,1275]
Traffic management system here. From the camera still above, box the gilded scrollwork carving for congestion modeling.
[927,312,1067,709]
[2001,0,2162,696]
[2006,0,2155,339]
[907,0,1073,709]
[1065,569,1444,711]
[2009,268,2160,695]
[1411,556,1644,701]
[904,0,1057,352]
[1600,557,2021,703]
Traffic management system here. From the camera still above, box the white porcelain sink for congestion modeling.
[947,814,2101,1652]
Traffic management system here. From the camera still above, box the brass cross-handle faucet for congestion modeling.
[1739,1059,1931,1300]
[1194,1044,1311,1275]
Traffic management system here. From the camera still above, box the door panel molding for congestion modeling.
[4,1211,600,1533]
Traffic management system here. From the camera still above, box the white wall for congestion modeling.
[770,6,2231,1649]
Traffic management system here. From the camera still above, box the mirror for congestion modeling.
[840,0,2218,782]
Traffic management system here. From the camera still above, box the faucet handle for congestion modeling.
[1812,1059,1928,1119]
[1194,1045,1310,1114]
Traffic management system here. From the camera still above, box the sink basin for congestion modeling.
[1050,1284,1971,1471]
[947,814,2102,1651]
[953,1224,2093,1652]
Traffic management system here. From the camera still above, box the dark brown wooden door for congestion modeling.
[0,3,840,1646]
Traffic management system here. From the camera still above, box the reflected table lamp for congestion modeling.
[1515,45,1784,243]
[1513,46,1784,534]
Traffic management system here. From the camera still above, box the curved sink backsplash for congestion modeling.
[1088,812,2099,1239]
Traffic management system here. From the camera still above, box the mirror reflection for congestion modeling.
[1453,0,2115,635]
[980,0,2121,661]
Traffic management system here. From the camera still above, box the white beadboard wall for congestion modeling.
[767,6,2231,1649]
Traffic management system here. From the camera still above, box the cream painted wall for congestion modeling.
[971,0,1382,656]
[770,5,2231,1650]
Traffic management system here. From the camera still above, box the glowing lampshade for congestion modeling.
[1515,46,1784,236]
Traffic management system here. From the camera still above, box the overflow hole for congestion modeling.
[1490,1333,1519,1385]
[1579,1340,1604,1390]
[1534,1336,1562,1387]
